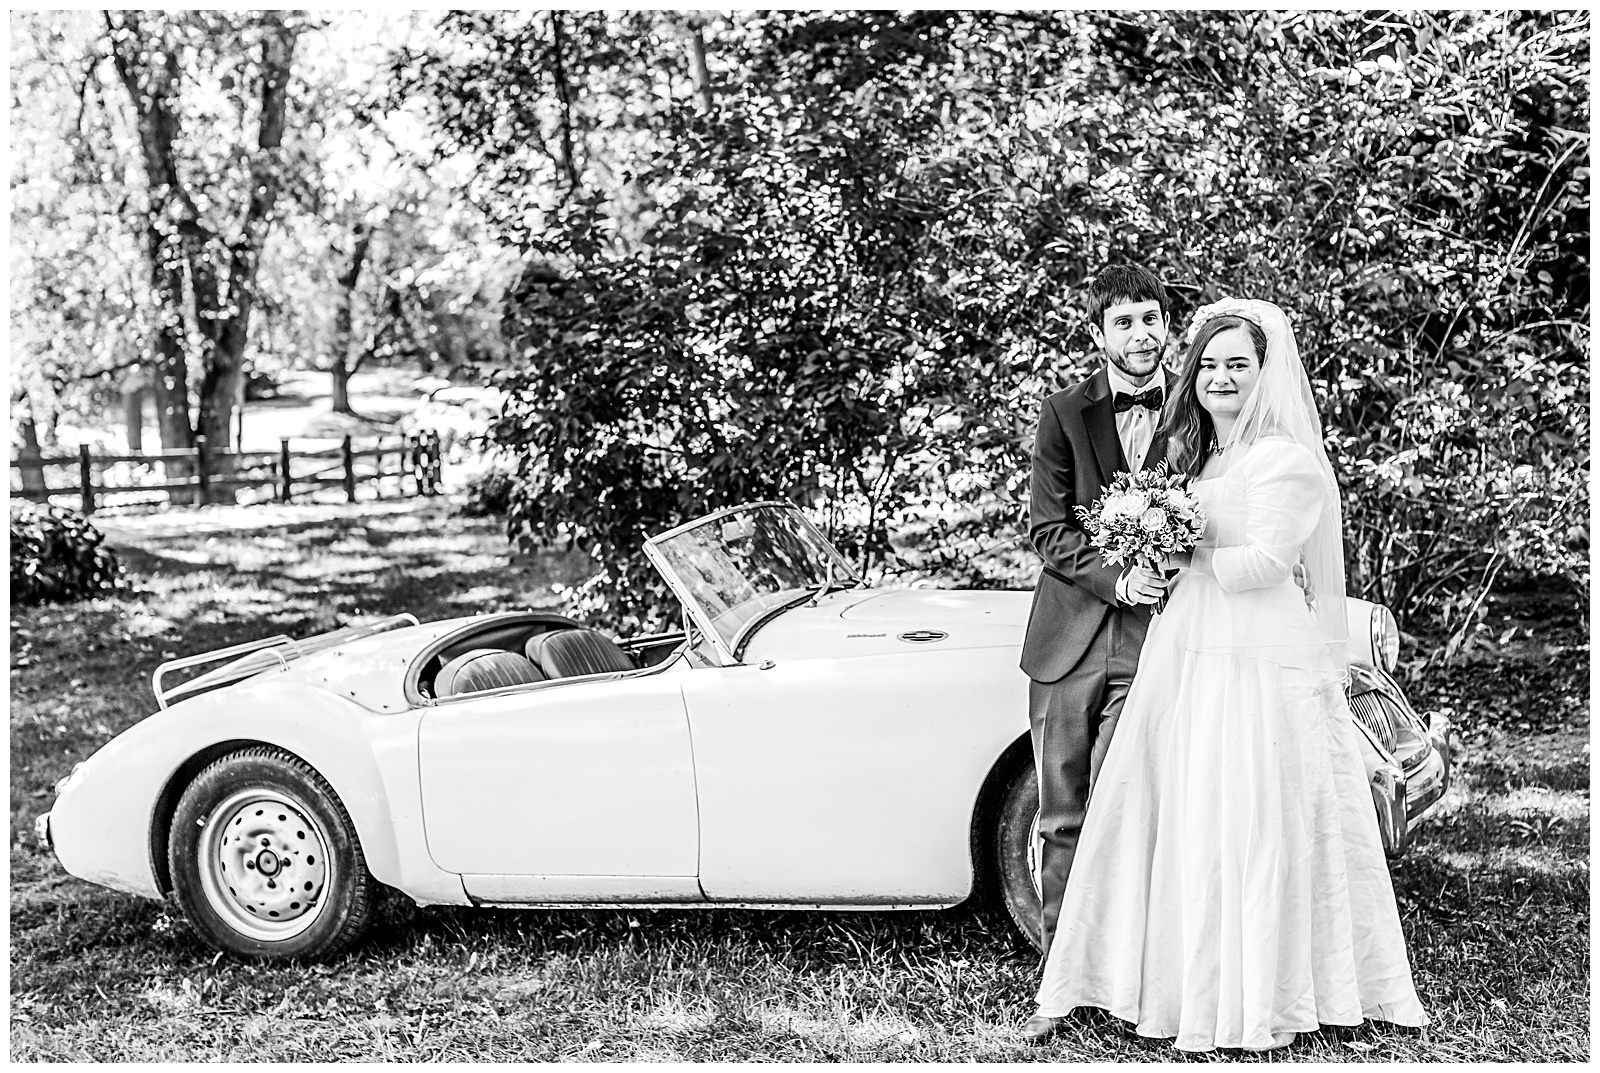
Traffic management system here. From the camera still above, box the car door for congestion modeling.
[417,671,700,901]
[680,646,1024,904]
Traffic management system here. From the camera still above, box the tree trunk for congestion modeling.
[15,398,47,494]
[198,13,298,481]
[330,221,374,415]
[106,13,196,457]
[687,18,713,112]
[122,386,146,454]
[107,12,199,499]
[550,13,580,192]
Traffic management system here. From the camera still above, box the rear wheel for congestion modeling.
[993,759,1045,953]
[168,746,375,960]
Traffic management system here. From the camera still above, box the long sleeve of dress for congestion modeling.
[1189,442,1324,593]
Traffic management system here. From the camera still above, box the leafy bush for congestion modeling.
[406,10,1589,635]
[10,502,121,605]
[454,456,517,518]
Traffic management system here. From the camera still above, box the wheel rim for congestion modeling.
[197,788,334,942]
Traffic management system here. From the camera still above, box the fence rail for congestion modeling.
[10,432,443,514]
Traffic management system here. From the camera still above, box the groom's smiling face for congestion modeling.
[1091,298,1168,386]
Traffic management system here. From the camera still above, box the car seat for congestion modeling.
[524,628,635,680]
[435,648,547,697]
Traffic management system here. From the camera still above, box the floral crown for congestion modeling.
[1182,299,1263,347]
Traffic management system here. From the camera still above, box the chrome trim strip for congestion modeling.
[426,662,669,706]
[467,900,960,911]
[644,500,794,544]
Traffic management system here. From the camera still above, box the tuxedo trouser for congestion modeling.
[1028,607,1147,954]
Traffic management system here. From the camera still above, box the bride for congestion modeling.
[1028,299,1429,1052]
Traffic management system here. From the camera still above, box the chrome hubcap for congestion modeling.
[198,789,332,942]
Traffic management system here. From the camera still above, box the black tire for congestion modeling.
[994,758,1045,953]
[168,746,375,961]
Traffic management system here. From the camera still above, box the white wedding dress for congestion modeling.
[1034,438,1428,1052]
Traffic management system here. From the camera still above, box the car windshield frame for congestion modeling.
[643,502,860,664]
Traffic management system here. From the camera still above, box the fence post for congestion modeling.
[427,431,442,495]
[78,444,94,515]
[342,435,357,503]
[279,438,292,502]
[195,435,210,506]
[374,439,385,501]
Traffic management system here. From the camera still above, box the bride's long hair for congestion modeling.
[1160,314,1268,481]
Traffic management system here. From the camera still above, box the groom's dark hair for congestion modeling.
[1085,265,1170,330]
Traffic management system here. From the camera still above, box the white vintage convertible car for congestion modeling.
[38,502,1453,960]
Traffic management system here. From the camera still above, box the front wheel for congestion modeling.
[168,746,375,960]
[993,759,1045,953]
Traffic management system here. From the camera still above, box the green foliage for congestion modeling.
[408,11,1589,634]
[9,12,151,437]
[455,457,518,518]
[9,502,121,606]
[9,12,511,458]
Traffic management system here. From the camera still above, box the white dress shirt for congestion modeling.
[1105,363,1162,474]
[1105,364,1165,604]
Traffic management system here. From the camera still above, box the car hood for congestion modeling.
[740,587,1031,663]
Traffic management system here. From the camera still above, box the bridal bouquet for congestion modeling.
[1075,462,1206,576]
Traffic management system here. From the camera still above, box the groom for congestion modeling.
[1020,264,1173,988]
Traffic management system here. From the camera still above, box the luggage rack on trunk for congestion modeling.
[151,614,420,709]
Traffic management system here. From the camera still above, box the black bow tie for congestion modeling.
[1112,386,1164,413]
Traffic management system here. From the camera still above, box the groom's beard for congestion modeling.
[1107,343,1163,384]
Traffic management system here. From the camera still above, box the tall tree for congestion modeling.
[103,10,299,464]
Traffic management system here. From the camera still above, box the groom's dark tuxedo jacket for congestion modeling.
[1020,367,1171,684]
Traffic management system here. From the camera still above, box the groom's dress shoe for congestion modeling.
[1022,1015,1061,1044]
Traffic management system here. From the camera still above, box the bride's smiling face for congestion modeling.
[1196,326,1263,420]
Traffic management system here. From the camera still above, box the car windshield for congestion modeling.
[645,503,860,656]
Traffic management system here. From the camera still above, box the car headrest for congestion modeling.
[435,648,547,698]
[524,628,634,680]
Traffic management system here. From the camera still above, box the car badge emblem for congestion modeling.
[897,630,948,643]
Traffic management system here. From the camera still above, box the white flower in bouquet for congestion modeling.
[1105,492,1148,519]
[1074,462,1207,576]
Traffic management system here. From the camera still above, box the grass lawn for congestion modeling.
[9,500,1590,1061]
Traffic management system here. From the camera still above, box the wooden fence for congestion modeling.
[10,432,443,515]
